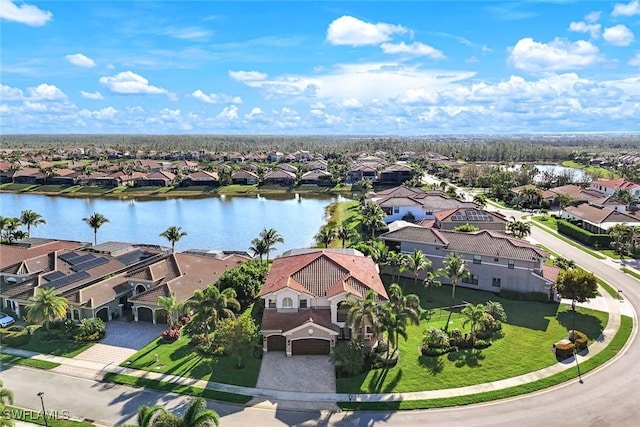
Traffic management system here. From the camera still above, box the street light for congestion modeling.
[571,299,576,338]
[37,392,48,427]
[574,346,584,384]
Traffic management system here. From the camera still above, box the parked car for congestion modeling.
[0,312,15,327]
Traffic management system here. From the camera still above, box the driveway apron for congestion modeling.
[256,352,336,393]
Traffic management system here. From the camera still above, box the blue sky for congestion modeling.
[1,0,640,135]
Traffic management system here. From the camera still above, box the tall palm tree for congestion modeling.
[400,250,431,290]
[184,286,240,347]
[422,271,442,300]
[159,226,187,253]
[484,300,507,322]
[122,404,168,427]
[437,253,470,305]
[336,225,355,248]
[83,212,109,245]
[156,292,182,329]
[259,228,284,262]
[461,303,487,344]
[315,227,336,248]
[385,283,422,351]
[506,216,531,239]
[26,287,68,332]
[346,289,383,341]
[19,209,46,238]
[154,398,219,427]
[472,193,487,209]
[248,237,268,261]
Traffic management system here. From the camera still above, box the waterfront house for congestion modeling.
[231,169,258,185]
[180,170,219,187]
[263,169,296,186]
[260,248,388,356]
[134,171,176,187]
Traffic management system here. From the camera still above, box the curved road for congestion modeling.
[3,225,639,426]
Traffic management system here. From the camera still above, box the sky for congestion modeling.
[1,0,640,135]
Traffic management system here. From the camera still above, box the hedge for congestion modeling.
[557,219,611,248]
[500,289,550,302]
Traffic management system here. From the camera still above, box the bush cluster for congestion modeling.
[74,318,106,342]
[161,328,181,342]
[0,325,31,347]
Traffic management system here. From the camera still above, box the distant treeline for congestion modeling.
[1,134,639,163]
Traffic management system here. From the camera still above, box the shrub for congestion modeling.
[179,315,191,326]
[1,328,31,347]
[370,351,399,369]
[161,328,181,342]
[554,340,575,360]
[570,330,588,350]
[5,325,25,333]
[189,333,206,347]
[331,340,367,378]
[78,318,105,336]
[75,331,102,342]
[421,345,457,357]
[473,339,492,349]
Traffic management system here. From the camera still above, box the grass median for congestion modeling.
[0,353,60,370]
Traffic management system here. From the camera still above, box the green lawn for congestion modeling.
[531,217,606,260]
[18,329,93,357]
[561,161,619,179]
[621,267,640,280]
[337,279,608,393]
[122,335,261,388]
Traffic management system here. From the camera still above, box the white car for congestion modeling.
[0,312,15,327]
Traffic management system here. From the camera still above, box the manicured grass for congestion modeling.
[102,373,252,404]
[5,406,93,426]
[339,315,632,410]
[0,183,39,192]
[323,200,360,248]
[621,267,640,280]
[28,185,71,193]
[0,353,60,369]
[18,330,93,357]
[561,161,619,179]
[218,184,259,194]
[122,335,261,388]
[336,280,608,394]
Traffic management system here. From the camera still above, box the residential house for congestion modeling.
[267,151,284,163]
[180,170,219,187]
[433,208,507,231]
[172,160,199,173]
[300,170,334,186]
[134,171,176,187]
[278,163,298,174]
[380,224,559,300]
[378,164,414,184]
[307,160,329,171]
[231,169,258,185]
[11,168,44,184]
[590,178,640,198]
[561,203,640,234]
[547,185,605,206]
[263,170,296,186]
[346,162,379,183]
[260,248,389,356]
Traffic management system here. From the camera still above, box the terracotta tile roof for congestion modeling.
[375,196,425,208]
[0,240,86,269]
[591,178,640,190]
[542,265,562,283]
[374,185,427,198]
[261,308,339,333]
[261,250,387,300]
[563,203,640,225]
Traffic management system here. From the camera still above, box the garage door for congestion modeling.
[96,307,109,322]
[292,339,330,355]
[267,335,286,351]
[137,307,153,322]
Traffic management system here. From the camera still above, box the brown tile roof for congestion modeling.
[380,226,449,246]
[0,240,86,269]
[542,265,562,283]
[261,308,339,333]
[261,250,388,300]
[374,185,427,198]
[591,178,640,191]
[563,203,639,225]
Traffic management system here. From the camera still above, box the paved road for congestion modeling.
[3,225,639,426]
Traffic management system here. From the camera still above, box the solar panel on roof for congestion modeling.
[67,253,96,265]
[46,271,90,288]
[43,271,65,281]
[59,252,81,262]
[70,257,109,272]
[116,250,153,265]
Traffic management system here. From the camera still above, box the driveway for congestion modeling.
[256,352,336,393]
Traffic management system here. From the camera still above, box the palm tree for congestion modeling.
[154,398,219,427]
[461,303,487,344]
[336,225,355,248]
[26,287,68,332]
[0,380,14,427]
[156,292,182,329]
[1,217,22,243]
[83,212,109,245]
[422,271,442,300]
[248,237,268,261]
[122,405,168,427]
[346,289,382,341]
[506,216,531,239]
[385,251,404,283]
[552,256,576,271]
[484,300,507,322]
[259,228,284,262]
[19,209,46,238]
[437,253,470,305]
[315,227,336,248]
[159,226,187,253]
[472,193,487,209]
[184,286,240,347]
[400,250,431,290]
[385,283,422,351]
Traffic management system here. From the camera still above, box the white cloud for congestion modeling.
[612,0,640,17]
[162,27,211,41]
[326,15,407,46]
[481,45,493,54]
[380,42,445,59]
[66,53,96,68]
[217,105,239,120]
[79,106,118,120]
[341,98,363,108]
[585,11,601,23]
[80,91,104,100]
[0,84,24,101]
[509,37,604,73]
[27,84,66,100]
[0,0,52,26]
[99,71,169,96]
[192,89,242,104]
[245,107,264,118]
[568,21,601,39]
[228,70,268,82]
[603,25,635,46]
[629,52,640,66]
[160,108,182,121]
[397,87,440,104]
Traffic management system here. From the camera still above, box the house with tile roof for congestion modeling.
[260,248,388,356]
[380,224,559,300]
[590,178,640,197]
[561,203,640,234]
[433,207,507,231]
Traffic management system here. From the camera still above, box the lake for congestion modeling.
[0,193,345,255]
[512,164,591,183]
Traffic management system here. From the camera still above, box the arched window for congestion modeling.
[282,297,293,308]
[135,284,146,295]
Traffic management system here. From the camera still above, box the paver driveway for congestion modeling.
[256,352,336,393]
